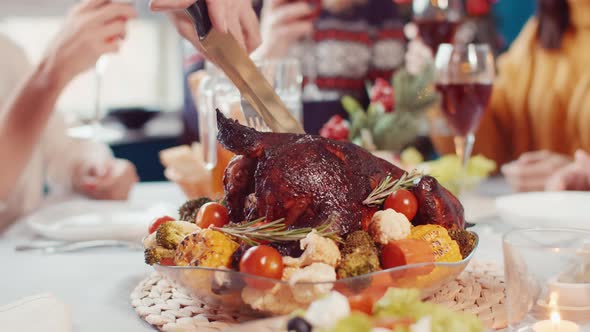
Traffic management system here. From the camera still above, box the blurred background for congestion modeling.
[0,0,536,182]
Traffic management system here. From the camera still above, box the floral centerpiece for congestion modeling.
[320,66,439,153]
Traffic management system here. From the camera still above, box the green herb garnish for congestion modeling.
[363,170,422,207]
[213,214,341,246]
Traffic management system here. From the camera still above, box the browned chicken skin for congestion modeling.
[217,111,465,253]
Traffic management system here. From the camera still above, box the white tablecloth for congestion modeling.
[0,179,512,332]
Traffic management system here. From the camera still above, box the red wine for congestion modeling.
[436,83,493,136]
[415,19,459,52]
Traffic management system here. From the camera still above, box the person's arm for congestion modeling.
[0,0,136,201]
[43,112,139,200]
[0,61,67,200]
[251,0,313,60]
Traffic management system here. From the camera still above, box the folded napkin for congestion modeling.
[0,294,72,332]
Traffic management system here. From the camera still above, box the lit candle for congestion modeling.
[532,312,580,332]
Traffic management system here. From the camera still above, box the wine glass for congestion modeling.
[292,0,323,101]
[412,0,463,52]
[67,0,132,142]
[434,43,495,192]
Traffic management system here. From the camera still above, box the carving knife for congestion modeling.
[185,1,305,134]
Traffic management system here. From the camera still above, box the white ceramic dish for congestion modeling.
[25,200,178,242]
[495,192,590,229]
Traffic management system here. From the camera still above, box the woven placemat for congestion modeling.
[130,261,506,331]
[426,261,507,330]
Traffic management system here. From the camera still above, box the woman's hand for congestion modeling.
[501,150,572,192]
[74,159,139,200]
[546,150,590,191]
[43,0,137,86]
[252,0,314,60]
[149,0,261,53]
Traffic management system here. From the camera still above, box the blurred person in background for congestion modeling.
[432,0,590,192]
[0,0,139,229]
[253,0,409,133]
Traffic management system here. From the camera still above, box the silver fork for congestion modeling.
[240,98,271,132]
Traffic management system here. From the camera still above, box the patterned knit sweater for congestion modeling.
[291,0,409,101]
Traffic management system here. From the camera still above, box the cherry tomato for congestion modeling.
[239,245,284,289]
[159,257,175,266]
[196,202,229,228]
[347,293,374,314]
[347,285,392,315]
[148,216,175,234]
[383,189,418,221]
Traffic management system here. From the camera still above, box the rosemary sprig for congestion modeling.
[212,214,341,246]
[363,170,423,207]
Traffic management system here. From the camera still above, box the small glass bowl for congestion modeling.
[154,232,478,316]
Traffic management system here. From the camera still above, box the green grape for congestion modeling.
[400,147,424,166]
[427,155,461,184]
[421,154,496,196]
[467,154,497,178]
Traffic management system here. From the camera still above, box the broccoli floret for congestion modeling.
[337,231,380,280]
[448,229,477,259]
[144,246,175,265]
[341,230,377,256]
[156,221,199,249]
[337,249,381,279]
[178,197,213,222]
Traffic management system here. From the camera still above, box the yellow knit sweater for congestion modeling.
[433,1,590,165]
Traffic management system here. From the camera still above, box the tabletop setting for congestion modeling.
[1,0,590,331]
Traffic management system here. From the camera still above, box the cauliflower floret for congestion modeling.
[288,263,336,304]
[241,284,302,315]
[368,209,412,245]
[281,266,299,281]
[283,230,341,268]
[304,291,350,330]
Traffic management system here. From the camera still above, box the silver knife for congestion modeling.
[15,240,143,254]
[185,1,305,134]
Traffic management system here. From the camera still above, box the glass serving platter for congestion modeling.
[154,232,479,316]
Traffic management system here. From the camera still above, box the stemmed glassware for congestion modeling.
[434,43,495,192]
[68,0,133,141]
[412,0,463,52]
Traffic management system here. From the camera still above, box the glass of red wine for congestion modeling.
[412,0,463,52]
[434,43,495,191]
[289,0,323,101]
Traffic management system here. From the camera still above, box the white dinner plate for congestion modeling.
[24,200,178,242]
[495,192,590,229]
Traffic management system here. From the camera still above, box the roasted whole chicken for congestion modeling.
[217,111,465,254]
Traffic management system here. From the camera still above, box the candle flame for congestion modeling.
[550,311,561,324]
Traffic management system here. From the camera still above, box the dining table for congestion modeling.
[0,178,514,332]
